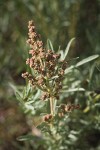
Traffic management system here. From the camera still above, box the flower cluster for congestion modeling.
[22,20,67,101]
[43,114,53,122]
[58,104,80,117]
[21,20,81,123]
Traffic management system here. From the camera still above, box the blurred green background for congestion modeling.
[0,0,100,150]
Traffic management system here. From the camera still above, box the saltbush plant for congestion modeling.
[15,21,100,150]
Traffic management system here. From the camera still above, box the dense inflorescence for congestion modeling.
[22,21,81,122]
[22,20,67,101]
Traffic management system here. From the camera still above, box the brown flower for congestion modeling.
[22,20,65,100]
[43,114,53,122]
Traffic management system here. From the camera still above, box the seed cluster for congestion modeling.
[58,104,80,117]
[22,20,81,122]
[22,20,67,100]
[43,114,53,122]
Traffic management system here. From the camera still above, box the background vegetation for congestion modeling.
[0,0,100,150]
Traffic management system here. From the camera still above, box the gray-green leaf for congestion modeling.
[76,55,99,67]
[64,38,75,60]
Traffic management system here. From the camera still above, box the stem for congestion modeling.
[50,97,55,115]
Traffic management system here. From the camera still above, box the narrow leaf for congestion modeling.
[62,88,85,92]
[17,135,34,141]
[34,89,41,100]
[59,50,64,60]
[47,39,54,51]
[64,38,75,60]
[15,92,24,105]
[76,55,99,67]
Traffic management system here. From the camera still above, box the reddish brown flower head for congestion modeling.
[43,114,53,122]
[22,20,65,100]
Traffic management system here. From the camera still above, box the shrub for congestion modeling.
[15,20,100,150]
